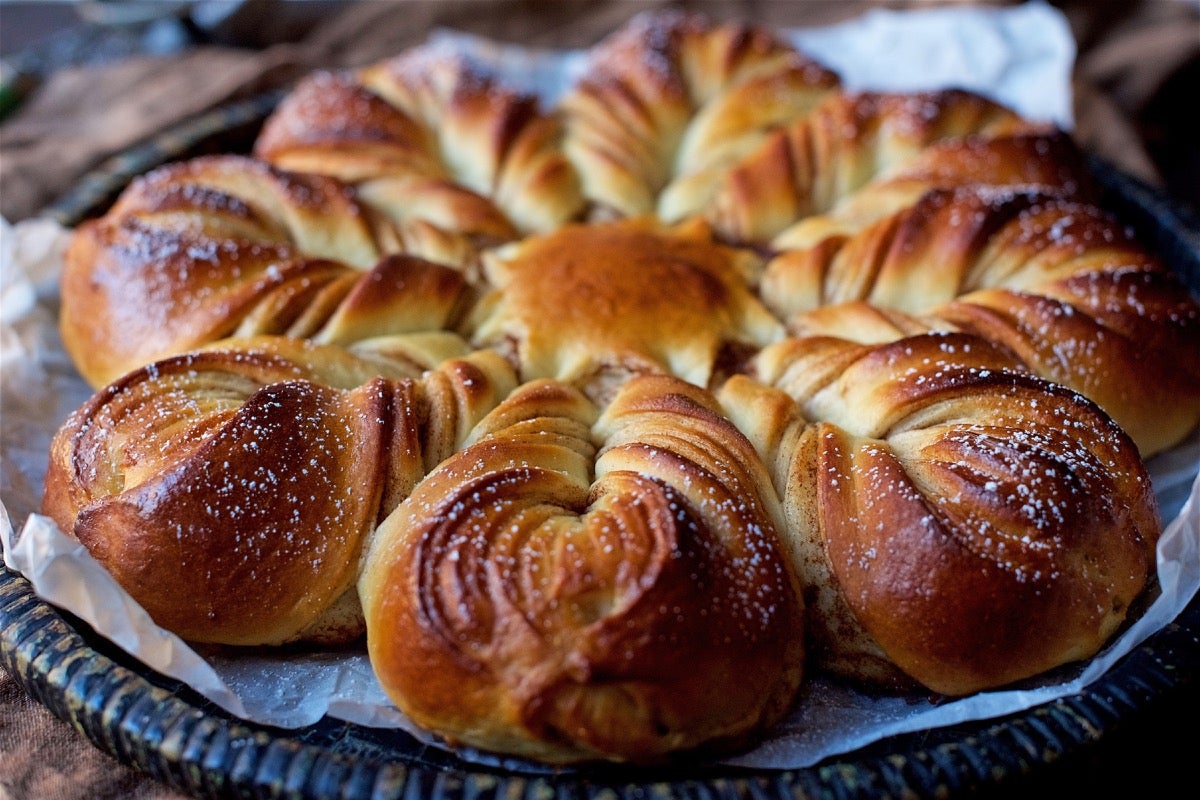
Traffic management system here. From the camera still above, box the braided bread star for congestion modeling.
[42,336,516,645]
[360,374,804,763]
[43,9,1195,767]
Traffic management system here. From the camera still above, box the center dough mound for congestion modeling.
[469,217,783,397]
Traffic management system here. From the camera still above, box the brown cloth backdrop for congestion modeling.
[1,2,1198,799]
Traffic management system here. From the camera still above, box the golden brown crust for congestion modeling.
[43,337,517,645]
[769,131,1089,252]
[469,216,783,400]
[59,156,482,387]
[105,154,383,266]
[707,90,1054,244]
[360,374,803,763]
[561,10,839,220]
[764,187,1200,454]
[256,46,585,241]
[736,333,1159,695]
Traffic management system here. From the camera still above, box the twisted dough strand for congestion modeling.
[43,336,517,646]
[730,332,1158,695]
[769,130,1087,252]
[61,156,476,387]
[706,90,1052,244]
[561,10,839,220]
[764,187,1200,454]
[361,374,803,763]
[256,45,585,243]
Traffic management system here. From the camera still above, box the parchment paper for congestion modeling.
[2,1,1198,770]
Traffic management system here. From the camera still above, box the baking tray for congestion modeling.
[3,93,1200,800]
